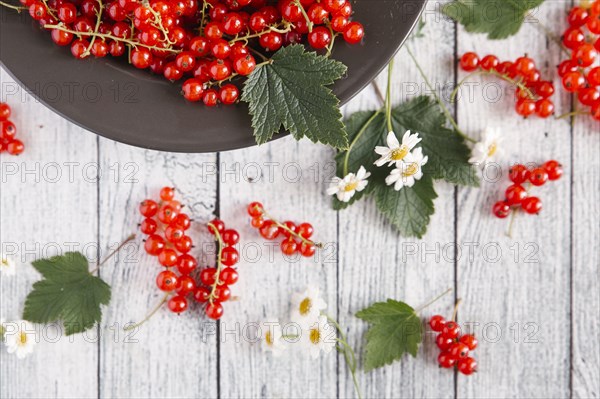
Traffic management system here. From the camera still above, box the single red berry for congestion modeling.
[159,186,175,201]
[221,246,239,266]
[214,284,231,302]
[249,12,267,32]
[259,32,283,51]
[29,2,47,20]
[140,218,158,235]
[449,342,470,359]
[188,36,210,57]
[308,3,329,24]
[131,48,153,69]
[222,12,244,35]
[568,6,589,27]
[171,213,191,230]
[323,0,345,12]
[177,254,198,275]
[204,21,223,40]
[251,216,264,228]
[343,21,364,44]
[1,121,17,140]
[457,357,477,375]
[535,81,555,98]
[222,229,240,246]
[194,286,211,303]
[331,15,349,32]
[144,234,165,256]
[6,140,25,156]
[299,241,316,257]
[280,0,302,22]
[200,267,218,285]
[509,164,530,184]
[562,71,585,93]
[442,321,461,339]
[139,199,158,217]
[480,55,499,71]
[279,221,297,237]
[557,60,578,77]
[588,67,600,87]
[562,27,585,50]
[247,202,264,217]
[505,184,528,206]
[209,59,232,80]
[572,43,598,67]
[175,235,193,253]
[281,238,299,255]
[493,201,511,219]
[259,220,280,240]
[158,248,179,267]
[91,40,109,58]
[578,88,600,106]
[459,334,478,350]
[0,103,11,121]
[208,219,225,235]
[182,78,204,102]
[514,56,536,76]
[438,352,456,368]
[522,197,542,215]
[210,38,231,60]
[156,270,179,291]
[429,315,446,332]
[296,223,314,238]
[516,99,536,117]
[158,205,178,224]
[308,26,332,49]
[535,99,555,118]
[459,52,479,72]
[529,168,548,186]
[205,302,224,320]
[233,55,256,76]
[168,295,188,313]
[220,267,239,285]
[57,2,77,23]
[219,84,240,105]
[202,89,219,107]
[165,226,184,243]
[71,39,90,59]
[176,275,197,295]
[543,160,563,181]
[436,334,455,351]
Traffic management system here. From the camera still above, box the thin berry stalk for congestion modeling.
[253,204,322,248]
[207,222,226,304]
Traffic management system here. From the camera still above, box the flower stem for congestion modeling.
[123,293,170,331]
[371,80,386,106]
[325,314,362,399]
[342,110,382,176]
[384,59,395,132]
[0,0,26,11]
[89,233,136,275]
[414,288,453,313]
[406,46,476,144]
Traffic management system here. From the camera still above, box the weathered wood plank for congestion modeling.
[456,2,572,397]
[337,1,458,396]
[97,144,218,398]
[0,68,99,398]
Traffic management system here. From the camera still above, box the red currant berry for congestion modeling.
[514,56,536,76]
[296,222,314,238]
[208,219,225,235]
[131,48,153,69]
[177,254,198,275]
[171,213,191,230]
[279,221,296,237]
[323,0,345,13]
[281,0,302,22]
[573,43,598,67]
[159,186,175,201]
[516,99,536,117]
[188,36,210,57]
[144,234,165,256]
[211,38,231,59]
[194,286,211,302]
[182,78,205,102]
[221,246,239,266]
[535,81,555,98]
[436,334,455,351]
[200,267,218,285]
[29,2,47,20]
[299,241,316,257]
[588,67,600,88]
[222,12,244,35]
[457,357,477,375]
[165,226,184,243]
[568,6,589,27]
[535,99,555,118]
[562,71,585,92]
[6,140,25,156]
[222,229,240,246]
[459,334,478,350]
[442,321,461,338]
[219,84,240,105]
[438,352,456,368]
[157,205,178,224]
[563,28,585,50]
[209,59,232,80]
[308,3,329,24]
[509,164,530,184]
[522,196,542,215]
[71,39,90,59]
[233,55,256,76]
[259,220,280,240]
[1,121,17,140]
[156,270,179,291]
[58,2,77,23]
[175,235,193,253]
[331,15,349,32]
[449,342,470,359]
[259,32,283,51]
[201,89,218,107]
[459,52,479,72]
[343,21,364,44]
[480,55,499,71]
[205,302,224,320]
[505,184,528,206]
[91,40,109,58]
[247,202,264,217]
[250,217,264,228]
[429,315,446,332]
[578,88,600,106]
[543,160,563,181]
[220,267,238,285]
[0,103,11,121]
[557,60,578,77]
[214,284,231,302]
[529,168,548,186]
[493,201,511,219]
[176,275,197,295]
[140,218,158,235]
[308,26,332,49]
[168,295,188,313]
[249,12,267,31]
[281,238,299,255]
[158,248,179,267]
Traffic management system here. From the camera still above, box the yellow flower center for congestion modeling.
[487,142,498,157]
[309,328,321,345]
[391,145,409,161]
[402,162,419,177]
[19,332,27,346]
[344,181,359,192]
[299,298,312,315]
[265,331,273,346]
[0,259,8,267]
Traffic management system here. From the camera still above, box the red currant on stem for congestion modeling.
[459,334,478,350]
[168,295,188,313]
[438,352,456,368]
[205,302,224,320]
[509,164,530,184]
[522,197,542,215]
[505,184,528,206]
[436,334,455,351]
[156,270,179,291]
[429,315,446,332]
[543,160,563,181]
[459,52,479,72]
[529,168,548,186]
[493,201,511,219]
[458,357,477,375]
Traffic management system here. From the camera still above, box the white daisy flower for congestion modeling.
[385,147,429,191]
[374,130,422,167]
[468,127,504,167]
[0,252,16,276]
[290,286,327,329]
[301,315,337,359]
[4,320,37,359]
[260,319,286,357]
[326,166,371,203]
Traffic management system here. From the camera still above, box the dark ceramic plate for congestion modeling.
[0,0,426,153]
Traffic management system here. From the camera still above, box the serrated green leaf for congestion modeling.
[442,0,545,40]
[241,45,348,149]
[23,252,111,335]
[374,176,437,239]
[356,299,423,371]
[391,96,479,187]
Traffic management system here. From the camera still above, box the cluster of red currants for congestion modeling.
[0,102,25,155]
[247,201,317,257]
[194,219,240,320]
[492,160,563,219]
[139,187,198,314]
[459,52,556,118]
[24,0,364,107]
[429,315,478,375]
[559,2,600,120]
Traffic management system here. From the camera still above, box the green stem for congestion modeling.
[325,314,362,399]
[342,110,382,176]
[414,288,453,313]
[555,110,587,120]
[384,59,394,132]
[506,207,518,239]
[0,0,26,11]
[82,0,104,57]
[406,46,476,144]
[89,233,136,275]
[371,80,386,106]
[293,0,313,32]
[123,293,170,331]
[228,23,292,45]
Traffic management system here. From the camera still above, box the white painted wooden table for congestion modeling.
[1,1,599,398]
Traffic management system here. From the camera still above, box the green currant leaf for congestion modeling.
[391,96,479,187]
[241,45,348,149]
[23,252,111,336]
[442,0,545,40]
[356,299,423,372]
[374,176,437,239]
